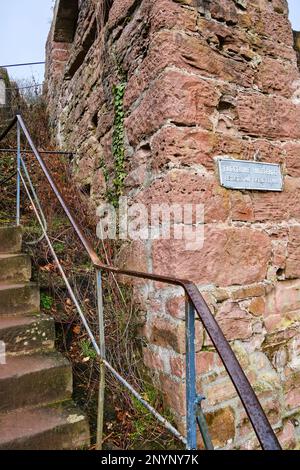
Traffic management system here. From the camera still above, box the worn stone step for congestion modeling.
[0,403,90,450]
[0,314,55,355]
[0,283,40,316]
[0,254,31,283]
[0,352,72,412]
[0,226,22,254]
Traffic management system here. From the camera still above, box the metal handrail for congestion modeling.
[0,114,281,450]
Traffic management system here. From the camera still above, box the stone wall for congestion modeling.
[0,68,12,133]
[45,0,300,449]
[294,31,300,68]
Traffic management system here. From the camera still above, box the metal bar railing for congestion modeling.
[16,121,21,225]
[0,148,75,156]
[20,155,47,245]
[19,169,187,446]
[0,114,282,451]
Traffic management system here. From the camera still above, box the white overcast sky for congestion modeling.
[0,0,299,83]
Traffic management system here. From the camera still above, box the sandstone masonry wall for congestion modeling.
[45,0,300,449]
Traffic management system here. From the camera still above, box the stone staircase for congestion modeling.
[0,226,90,450]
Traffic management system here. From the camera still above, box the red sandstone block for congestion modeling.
[257,10,293,45]
[230,192,254,222]
[136,169,230,224]
[124,30,256,108]
[108,0,138,30]
[51,49,70,63]
[143,347,166,372]
[116,240,148,285]
[215,301,253,341]
[125,70,219,146]
[205,406,236,448]
[255,57,298,97]
[285,388,300,412]
[198,12,294,62]
[251,177,300,222]
[196,351,216,376]
[285,142,300,177]
[149,0,198,35]
[286,226,300,279]
[264,280,300,332]
[152,227,271,287]
[277,421,297,450]
[149,317,186,354]
[238,2,292,45]
[236,92,300,139]
[166,295,185,320]
[170,355,184,378]
[159,373,186,416]
[151,126,217,171]
[204,379,237,406]
[208,0,239,25]
[150,126,285,175]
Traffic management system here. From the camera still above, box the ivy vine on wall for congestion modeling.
[108,81,126,207]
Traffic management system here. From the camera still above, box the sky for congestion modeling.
[0,0,54,84]
[288,0,300,30]
[0,0,299,85]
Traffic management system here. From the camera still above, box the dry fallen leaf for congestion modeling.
[73,325,81,335]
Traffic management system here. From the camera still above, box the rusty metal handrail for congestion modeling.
[0,115,281,450]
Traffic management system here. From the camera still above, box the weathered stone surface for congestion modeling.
[249,297,265,317]
[153,227,271,286]
[126,70,220,146]
[159,374,186,416]
[230,192,254,222]
[0,226,22,254]
[166,295,185,320]
[286,226,300,279]
[147,316,203,354]
[137,169,230,223]
[231,284,266,300]
[148,317,186,354]
[277,421,297,450]
[264,280,300,332]
[150,126,217,171]
[143,346,165,373]
[251,177,300,222]
[236,93,300,139]
[215,301,253,341]
[204,378,236,407]
[205,407,235,448]
[285,142,300,177]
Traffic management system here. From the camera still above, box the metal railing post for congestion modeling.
[185,298,197,450]
[96,269,106,450]
[16,120,21,225]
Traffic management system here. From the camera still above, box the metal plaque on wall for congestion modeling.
[218,159,283,192]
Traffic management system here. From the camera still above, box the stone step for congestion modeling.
[0,254,32,283]
[0,283,40,316]
[0,403,90,450]
[0,226,22,254]
[0,352,72,412]
[0,314,55,355]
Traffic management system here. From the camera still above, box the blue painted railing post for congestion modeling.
[185,298,197,450]
[16,119,21,225]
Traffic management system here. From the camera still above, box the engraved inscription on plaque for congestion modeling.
[218,159,283,192]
